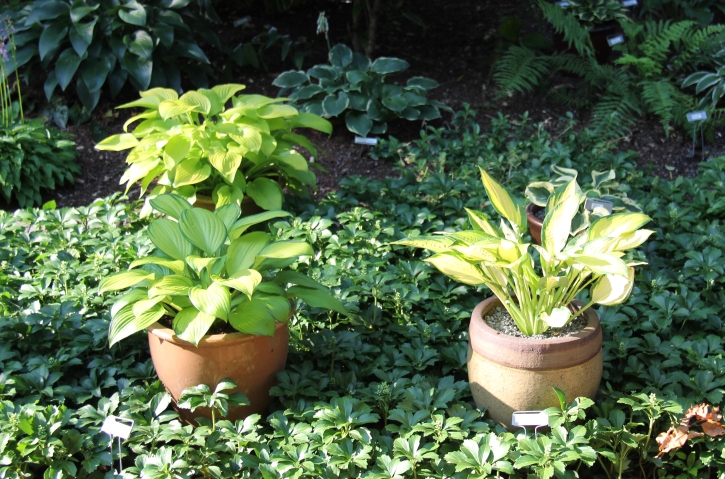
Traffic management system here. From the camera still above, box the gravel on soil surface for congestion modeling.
[484,306,588,339]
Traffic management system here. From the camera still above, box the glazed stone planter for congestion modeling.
[467,296,602,428]
[147,321,289,422]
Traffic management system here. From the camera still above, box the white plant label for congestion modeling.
[607,35,624,46]
[354,137,378,145]
[101,416,134,440]
[687,111,708,122]
[622,0,637,6]
[511,410,548,428]
[557,1,570,7]
[585,198,614,214]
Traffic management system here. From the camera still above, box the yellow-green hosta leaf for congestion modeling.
[99,269,155,292]
[216,269,262,299]
[95,133,139,151]
[591,267,635,306]
[230,127,262,154]
[158,99,197,120]
[448,230,497,245]
[246,177,283,210]
[275,150,308,172]
[256,103,299,119]
[257,240,313,260]
[129,256,184,274]
[172,307,216,345]
[465,208,501,237]
[588,212,651,241]
[164,135,191,164]
[215,203,241,231]
[227,232,271,275]
[148,218,195,261]
[132,296,167,319]
[479,167,527,235]
[570,253,629,277]
[149,193,192,220]
[213,185,245,211]
[615,229,654,251]
[497,239,522,263]
[148,275,194,297]
[108,303,165,346]
[110,290,148,318]
[179,208,228,256]
[185,255,218,275]
[228,210,292,239]
[392,236,455,253]
[287,112,333,134]
[229,294,290,335]
[541,306,571,328]
[451,244,498,262]
[120,158,161,191]
[173,158,211,187]
[208,149,243,184]
[211,84,246,104]
[180,90,212,115]
[424,253,487,286]
[542,179,581,256]
[580,237,621,256]
[190,283,231,320]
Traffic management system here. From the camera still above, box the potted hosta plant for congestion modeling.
[99,194,347,420]
[95,84,332,216]
[525,165,642,244]
[395,168,652,427]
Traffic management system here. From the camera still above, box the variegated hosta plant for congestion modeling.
[526,164,642,234]
[99,194,347,346]
[95,84,332,216]
[395,168,653,336]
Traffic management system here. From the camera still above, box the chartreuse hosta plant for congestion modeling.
[395,168,653,336]
[526,164,642,232]
[99,194,347,346]
[95,84,332,215]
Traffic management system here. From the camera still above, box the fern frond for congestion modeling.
[493,46,552,98]
[535,0,593,58]
[550,53,589,78]
[641,80,686,134]
[615,54,662,79]
[589,90,640,138]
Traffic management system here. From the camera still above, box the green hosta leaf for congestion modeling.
[273,271,326,289]
[148,218,195,261]
[148,275,194,297]
[525,181,554,206]
[190,283,231,320]
[214,203,241,231]
[122,53,152,90]
[99,270,154,292]
[273,70,309,88]
[228,210,292,239]
[286,286,348,316]
[406,76,439,90]
[257,240,313,260]
[150,193,192,219]
[216,269,262,299]
[322,92,349,117]
[129,257,186,275]
[211,84,246,103]
[229,295,290,335]
[329,44,353,67]
[95,133,139,151]
[226,232,271,274]
[173,158,211,187]
[179,208,228,256]
[345,111,373,137]
[111,290,148,318]
[55,48,82,91]
[180,90,212,115]
[287,112,332,134]
[164,135,191,163]
[371,57,410,74]
[119,2,146,26]
[125,30,153,59]
[393,236,455,253]
[246,178,283,210]
[591,268,634,305]
[173,307,216,345]
[159,99,197,120]
[185,255,218,275]
[479,167,526,236]
[39,24,67,62]
[424,253,487,286]
[109,303,165,346]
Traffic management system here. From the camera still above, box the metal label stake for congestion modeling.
[511,410,548,438]
[101,416,134,474]
[686,111,708,159]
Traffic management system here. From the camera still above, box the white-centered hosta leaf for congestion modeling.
[147,218,195,261]
[227,232,270,274]
[541,306,571,328]
[179,208,227,256]
[465,208,501,237]
[424,253,487,286]
[570,253,629,277]
[172,307,216,345]
[99,269,155,292]
[451,244,498,262]
[542,179,581,256]
[615,229,655,251]
[591,267,635,305]
[189,283,231,320]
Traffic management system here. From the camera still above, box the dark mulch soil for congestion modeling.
[25,0,724,209]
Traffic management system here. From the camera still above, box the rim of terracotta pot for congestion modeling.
[469,296,602,371]
[525,203,543,227]
[147,320,288,349]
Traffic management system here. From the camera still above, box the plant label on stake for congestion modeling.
[686,111,708,158]
[556,1,570,7]
[584,198,614,214]
[622,0,637,7]
[607,35,624,46]
[102,416,134,474]
[512,410,548,437]
[354,137,378,145]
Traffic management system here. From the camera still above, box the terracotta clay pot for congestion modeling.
[147,321,289,422]
[467,297,602,428]
[525,203,544,245]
